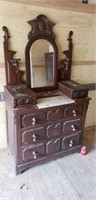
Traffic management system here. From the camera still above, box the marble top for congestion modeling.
[37,95,75,108]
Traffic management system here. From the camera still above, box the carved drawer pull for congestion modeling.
[32,151,37,159]
[72,110,76,117]
[32,117,36,125]
[69,140,74,147]
[71,125,76,131]
[32,134,36,142]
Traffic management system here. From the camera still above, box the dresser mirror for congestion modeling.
[29,39,54,88]
[25,15,58,92]
[2,14,73,94]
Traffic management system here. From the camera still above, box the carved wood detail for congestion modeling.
[27,14,55,40]
[2,26,24,85]
[58,31,73,81]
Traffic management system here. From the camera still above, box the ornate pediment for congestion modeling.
[27,14,55,40]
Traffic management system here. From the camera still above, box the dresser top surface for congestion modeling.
[37,95,75,108]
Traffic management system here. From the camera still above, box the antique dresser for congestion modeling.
[2,15,90,174]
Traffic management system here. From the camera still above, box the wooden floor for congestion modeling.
[0,126,96,200]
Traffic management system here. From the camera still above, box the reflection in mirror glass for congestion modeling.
[30,39,54,88]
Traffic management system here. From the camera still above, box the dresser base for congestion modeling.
[16,145,81,175]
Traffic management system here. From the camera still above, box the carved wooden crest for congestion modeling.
[27,14,55,40]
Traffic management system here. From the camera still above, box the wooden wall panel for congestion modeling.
[0,68,6,92]
[0,1,96,148]
[93,14,96,59]
[2,0,95,13]
[71,65,96,84]
[85,91,96,127]
[0,1,95,62]
[0,102,7,149]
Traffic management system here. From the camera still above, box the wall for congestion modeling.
[0,1,96,148]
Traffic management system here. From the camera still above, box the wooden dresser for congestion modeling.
[2,15,90,174]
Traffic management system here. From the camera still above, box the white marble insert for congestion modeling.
[37,95,75,108]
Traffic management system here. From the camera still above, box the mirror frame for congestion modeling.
[25,15,58,91]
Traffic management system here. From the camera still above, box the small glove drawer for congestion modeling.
[62,133,81,150]
[64,104,84,118]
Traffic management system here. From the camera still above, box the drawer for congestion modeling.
[63,119,82,134]
[47,108,64,121]
[21,112,46,127]
[62,133,81,150]
[22,143,45,162]
[46,138,61,155]
[64,104,84,118]
[22,127,46,145]
[46,122,62,137]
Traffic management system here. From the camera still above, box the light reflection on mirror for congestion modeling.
[30,39,54,88]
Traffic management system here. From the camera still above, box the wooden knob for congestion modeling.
[69,140,73,147]
[71,125,76,131]
[32,134,36,142]
[32,151,37,159]
[32,117,36,125]
[72,110,76,117]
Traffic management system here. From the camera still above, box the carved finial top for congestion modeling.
[2,26,10,41]
[27,14,55,40]
[67,31,73,50]
[68,31,73,41]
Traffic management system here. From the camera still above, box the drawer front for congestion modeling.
[21,104,84,129]
[21,122,63,146]
[62,133,81,150]
[22,143,45,162]
[46,138,61,155]
[64,104,84,118]
[47,108,64,121]
[21,112,46,127]
[63,119,82,134]
[22,127,46,145]
[46,122,62,137]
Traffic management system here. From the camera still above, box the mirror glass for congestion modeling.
[30,39,54,88]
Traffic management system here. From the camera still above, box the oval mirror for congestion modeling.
[30,39,54,88]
